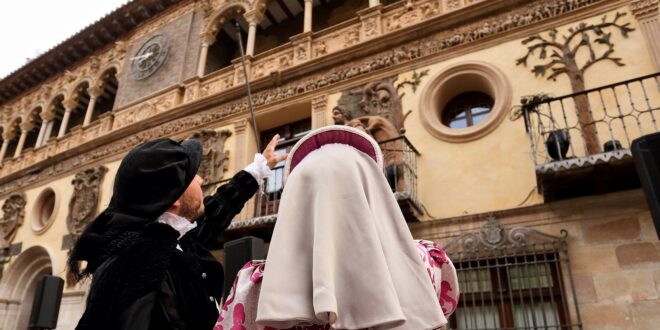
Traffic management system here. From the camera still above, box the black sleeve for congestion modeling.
[188,170,259,246]
[116,291,157,330]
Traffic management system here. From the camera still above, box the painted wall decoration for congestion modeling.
[516,12,635,155]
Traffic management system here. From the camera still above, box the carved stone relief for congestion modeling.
[188,129,232,192]
[0,193,26,245]
[67,166,108,238]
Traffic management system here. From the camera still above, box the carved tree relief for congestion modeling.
[67,166,108,238]
[516,12,635,155]
[189,129,232,193]
[0,193,26,245]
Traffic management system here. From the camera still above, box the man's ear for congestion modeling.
[167,198,182,213]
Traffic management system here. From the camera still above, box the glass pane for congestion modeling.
[513,302,560,328]
[471,112,489,125]
[450,119,468,129]
[509,263,553,290]
[457,269,492,293]
[456,305,500,330]
[442,91,493,128]
[265,159,286,193]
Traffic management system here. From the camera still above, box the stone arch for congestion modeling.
[202,0,252,42]
[91,67,119,120]
[23,106,44,150]
[66,77,94,98]
[66,81,92,131]
[5,116,22,138]
[0,245,53,330]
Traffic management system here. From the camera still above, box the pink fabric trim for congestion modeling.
[216,241,460,329]
[289,130,378,175]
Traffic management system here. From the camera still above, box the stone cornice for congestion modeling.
[630,0,659,18]
[0,0,632,196]
[409,189,646,241]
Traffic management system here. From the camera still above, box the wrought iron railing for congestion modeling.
[251,136,420,218]
[514,73,660,172]
[444,216,582,330]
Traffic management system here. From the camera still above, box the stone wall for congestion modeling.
[411,189,660,330]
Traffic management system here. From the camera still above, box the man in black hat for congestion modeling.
[68,135,285,330]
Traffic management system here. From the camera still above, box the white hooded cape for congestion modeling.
[256,140,446,329]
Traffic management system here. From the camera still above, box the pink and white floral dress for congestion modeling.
[214,240,459,330]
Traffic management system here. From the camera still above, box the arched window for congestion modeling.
[68,82,90,131]
[46,95,66,142]
[24,107,43,150]
[93,68,118,120]
[205,13,249,75]
[4,119,21,160]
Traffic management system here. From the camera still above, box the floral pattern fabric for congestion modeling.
[214,240,459,330]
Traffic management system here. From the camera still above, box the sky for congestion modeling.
[0,0,128,79]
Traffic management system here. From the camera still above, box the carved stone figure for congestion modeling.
[0,193,26,244]
[67,166,108,238]
[188,129,232,190]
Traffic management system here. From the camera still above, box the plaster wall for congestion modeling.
[376,6,659,219]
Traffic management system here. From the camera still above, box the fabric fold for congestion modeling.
[256,142,446,330]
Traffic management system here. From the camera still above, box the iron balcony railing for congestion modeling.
[252,135,421,218]
[515,72,660,172]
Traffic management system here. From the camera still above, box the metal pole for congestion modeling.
[236,21,261,151]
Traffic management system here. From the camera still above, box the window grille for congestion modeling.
[444,216,582,330]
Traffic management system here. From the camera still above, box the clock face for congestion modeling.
[130,34,169,80]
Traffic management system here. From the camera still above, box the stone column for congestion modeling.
[631,0,660,71]
[58,99,76,138]
[233,119,257,220]
[44,121,55,143]
[244,12,262,57]
[304,0,313,32]
[0,131,13,163]
[311,95,328,129]
[198,31,216,77]
[369,0,380,7]
[37,111,55,147]
[13,122,32,158]
[83,88,101,127]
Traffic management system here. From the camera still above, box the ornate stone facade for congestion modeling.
[0,0,617,187]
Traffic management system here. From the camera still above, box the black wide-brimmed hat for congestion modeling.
[112,138,202,220]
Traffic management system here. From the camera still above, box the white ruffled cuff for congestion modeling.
[243,153,272,183]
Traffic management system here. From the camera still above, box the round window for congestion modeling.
[31,188,57,233]
[420,61,512,142]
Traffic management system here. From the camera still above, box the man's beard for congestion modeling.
[179,194,203,221]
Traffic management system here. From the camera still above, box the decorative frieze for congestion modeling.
[630,0,659,18]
